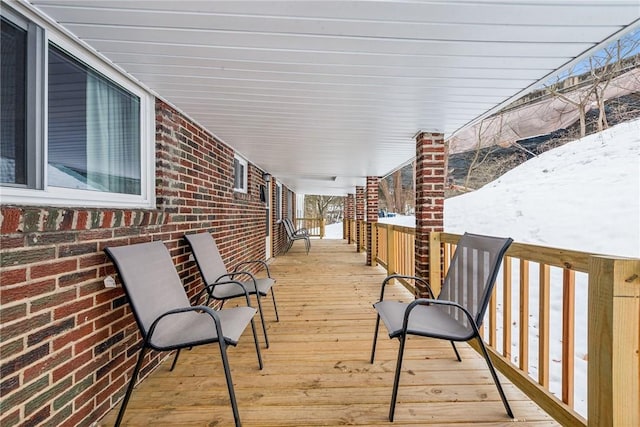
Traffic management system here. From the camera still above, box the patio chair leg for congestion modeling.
[218,341,242,427]
[170,349,181,371]
[370,314,381,363]
[115,345,147,427]
[250,318,263,370]
[389,335,407,422]
[475,336,514,418]
[450,341,462,362]
[255,293,269,348]
[270,288,280,322]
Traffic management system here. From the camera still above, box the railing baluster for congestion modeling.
[489,284,497,347]
[388,225,395,276]
[562,268,575,407]
[539,264,551,388]
[519,259,530,371]
[503,256,512,360]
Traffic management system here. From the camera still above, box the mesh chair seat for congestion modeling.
[149,306,257,349]
[373,300,472,342]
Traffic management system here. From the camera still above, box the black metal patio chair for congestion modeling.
[185,232,278,348]
[370,232,514,421]
[104,241,262,427]
[282,217,310,254]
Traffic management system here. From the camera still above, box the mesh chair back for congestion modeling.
[185,233,228,285]
[104,241,190,338]
[282,218,294,236]
[438,233,513,328]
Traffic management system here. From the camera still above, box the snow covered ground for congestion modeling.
[324,118,640,417]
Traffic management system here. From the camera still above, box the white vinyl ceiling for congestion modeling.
[27,0,640,195]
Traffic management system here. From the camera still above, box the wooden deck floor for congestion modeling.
[99,239,558,426]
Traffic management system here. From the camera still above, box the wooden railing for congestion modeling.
[345,220,640,427]
[295,217,325,238]
[373,222,416,294]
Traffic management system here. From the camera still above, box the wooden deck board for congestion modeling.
[98,239,558,426]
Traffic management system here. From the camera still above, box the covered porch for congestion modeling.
[98,239,555,426]
[2,3,639,426]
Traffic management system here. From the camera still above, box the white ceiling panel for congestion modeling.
[25,0,640,195]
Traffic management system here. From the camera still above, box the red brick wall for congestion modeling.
[0,99,290,426]
[342,195,352,242]
[366,177,379,266]
[355,186,365,252]
[414,132,446,298]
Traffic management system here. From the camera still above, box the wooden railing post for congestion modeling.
[428,232,443,297]
[320,218,325,239]
[387,225,396,276]
[588,256,640,426]
[369,222,377,266]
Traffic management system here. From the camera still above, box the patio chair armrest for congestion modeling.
[147,305,223,345]
[209,279,254,306]
[378,274,434,302]
[233,260,272,278]
[403,299,478,333]
[193,278,253,306]
[294,227,309,236]
[215,271,258,284]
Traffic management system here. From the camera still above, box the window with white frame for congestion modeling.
[276,182,282,221]
[286,189,293,219]
[233,154,248,193]
[0,5,153,208]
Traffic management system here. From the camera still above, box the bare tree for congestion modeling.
[378,162,415,214]
[464,118,502,189]
[588,38,639,132]
[304,195,342,223]
[379,178,393,212]
[545,30,640,137]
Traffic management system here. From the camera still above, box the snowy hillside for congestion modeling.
[445,118,640,258]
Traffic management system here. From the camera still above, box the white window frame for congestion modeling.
[233,154,248,193]
[276,182,282,221]
[0,3,155,209]
[286,189,293,219]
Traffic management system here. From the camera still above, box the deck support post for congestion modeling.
[366,176,380,266]
[344,194,354,243]
[414,131,445,298]
[355,186,365,252]
[588,256,640,426]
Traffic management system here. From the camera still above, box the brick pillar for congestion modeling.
[415,132,446,298]
[366,176,379,266]
[355,186,365,252]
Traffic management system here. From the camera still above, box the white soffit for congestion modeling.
[26,0,640,195]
